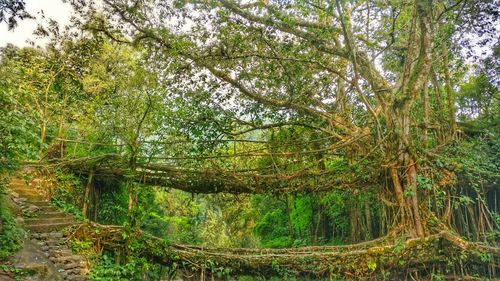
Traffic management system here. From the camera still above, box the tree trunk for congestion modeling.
[313,204,322,245]
[285,195,294,239]
[128,182,134,213]
[128,144,138,214]
[364,199,373,239]
[40,120,47,156]
[82,171,94,219]
[442,42,457,136]
[431,69,445,144]
[421,86,430,147]
[407,158,424,237]
[349,199,360,242]
[93,183,100,221]
[387,106,425,238]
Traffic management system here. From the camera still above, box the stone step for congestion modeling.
[47,245,67,252]
[65,275,88,281]
[38,205,61,213]
[11,262,51,279]
[18,193,46,201]
[20,203,41,213]
[28,222,76,233]
[38,211,70,219]
[11,177,88,279]
[26,217,76,225]
[26,200,52,207]
[32,232,64,240]
[61,270,83,278]
[46,239,67,246]
[50,255,84,264]
[9,179,28,187]
[32,240,46,247]
[11,192,40,199]
[46,241,69,247]
[12,187,42,194]
[63,262,84,270]
[50,249,73,257]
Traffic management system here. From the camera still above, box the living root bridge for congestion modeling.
[41,154,256,193]
[72,222,499,279]
[38,155,358,194]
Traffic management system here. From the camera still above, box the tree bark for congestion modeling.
[82,171,94,219]
[431,69,445,143]
[285,195,294,239]
[421,86,430,147]
[442,41,457,136]
[364,199,373,239]
[407,158,424,237]
[40,120,47,156]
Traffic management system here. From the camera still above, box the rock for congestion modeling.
[64,263,80,270]
[48,246,65,252]
[51,256,81,264]
[46,239,65,246]
[12,197,26,204]
[33,240,44,246]
[0,270,15,281]
[67,275,88,281]
[26,204,40,213]
[47,238,60,243]
[15,262,49,277]
[39,232,63,240]
[14,218,24,228]
[53,250,72,257]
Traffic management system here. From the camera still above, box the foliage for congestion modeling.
[89,254,162,281]
[0,264,31,281]
[50,171,85,220]
[440,138,499,188]
[95,183,129,226]
[0,187,23,260]
[457,72,500,131]
[0,44,86,158]
[0,214,22,260]
[0,0,31,30]
[0,60,39,170]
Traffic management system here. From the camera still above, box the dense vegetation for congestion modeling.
[0,0,498,280]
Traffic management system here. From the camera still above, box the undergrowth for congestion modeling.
[50,171,85,220]
[88,254,163,281]
[0,177,23,261]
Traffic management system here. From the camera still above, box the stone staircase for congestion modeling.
[9,178,89,281]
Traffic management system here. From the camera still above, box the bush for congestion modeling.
[89,254,162,281]
[0,202,22,260]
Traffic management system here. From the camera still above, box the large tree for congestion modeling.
[65,0,497,239]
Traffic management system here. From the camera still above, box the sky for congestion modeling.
[0,1,495,64]
[0,0,73,47]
